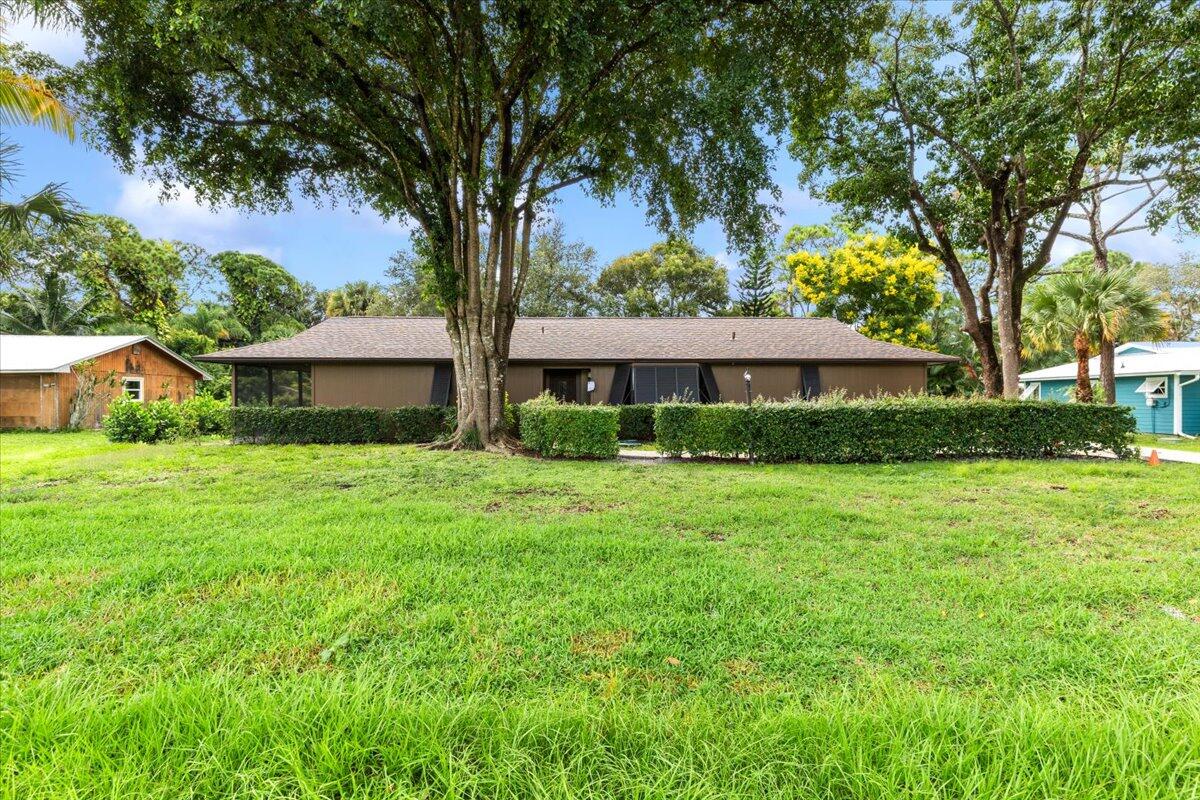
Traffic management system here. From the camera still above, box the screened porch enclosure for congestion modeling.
[233,364,312,407]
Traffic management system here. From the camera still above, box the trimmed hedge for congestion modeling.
[520,395,619,458]
[655,396,1136,463]
[618,404,656,441]
[231,405,455,444]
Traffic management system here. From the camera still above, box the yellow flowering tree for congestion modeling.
[787,231,940,347]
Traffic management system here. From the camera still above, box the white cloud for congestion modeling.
[3,13,86,64]
[114,177,240,241]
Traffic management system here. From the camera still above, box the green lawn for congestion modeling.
[1135,433,1200,453]
[2,431,1199,799]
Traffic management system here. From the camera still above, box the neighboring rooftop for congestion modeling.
[196,316,959,365]
[1020,341,1200,382]
[0,335,210,378]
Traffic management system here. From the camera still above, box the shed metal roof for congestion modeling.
[196,316,959,365]
[0,335,211,378]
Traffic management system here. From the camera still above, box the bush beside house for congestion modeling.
[655,396,1136,462]
[519,395,620,458]
[230,405,455,444]
[103,395,232,443]
[618,404,656,441]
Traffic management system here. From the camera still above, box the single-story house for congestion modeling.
[1019,341,1200,436]
[196,316,957,408]
[0,335,209,430]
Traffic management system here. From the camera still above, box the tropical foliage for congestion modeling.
[1025,263,1165,403]
[596,239,730,317]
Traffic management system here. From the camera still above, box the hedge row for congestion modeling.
[655,397,1136,462]
[231,405,455,444]
[519,395,619,458]
[104,395,231,443]
[618,404,655,441]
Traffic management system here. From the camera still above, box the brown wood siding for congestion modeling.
[505,365,544,403]
[818,363,926,397]
[1,342,200,430]
[0,374,52,429]
[588,365,615,405]
[710,363,801,402]
[311,363,435,407]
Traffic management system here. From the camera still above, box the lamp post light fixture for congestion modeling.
[586,374,596,405]
[743,369,752,405]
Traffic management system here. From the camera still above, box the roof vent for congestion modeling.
[541,325,545,334]
[731,331,736,341]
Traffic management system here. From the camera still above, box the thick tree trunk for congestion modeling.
[1073,330,1093,403]
[1093,245,1117,404]
[996,266,1023,399]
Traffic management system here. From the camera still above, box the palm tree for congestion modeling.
[173,302,251,345]
[0,14,80,236]
[0,269,103,334]
[1025,264,1165,403]
[325,280,386,317]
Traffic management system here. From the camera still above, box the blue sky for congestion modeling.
[7,15,1197,291]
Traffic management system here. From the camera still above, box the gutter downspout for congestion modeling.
[1177,373,1199,438]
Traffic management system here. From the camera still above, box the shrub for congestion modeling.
[655,396,1136,463]
[618,404,655,441]
[181,395,231,435]
[390,405,457,443]
[147,397,192,441]
[519,394,619,458]
[102,396,157,443]
[231,405,455,444]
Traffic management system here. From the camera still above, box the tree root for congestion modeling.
[422,428,523,454]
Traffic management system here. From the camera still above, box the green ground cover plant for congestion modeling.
[656,396,1136,462]
[2,432,1198,798]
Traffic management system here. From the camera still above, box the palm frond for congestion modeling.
[0,70,76,140]
[0,180,81,234]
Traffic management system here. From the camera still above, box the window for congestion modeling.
[1134,377,1168,399]
[632,365,700,403]
[1019,382,1041,401]
[122,376,144,402]
[234,364,311,407]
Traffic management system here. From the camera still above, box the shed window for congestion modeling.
[1134,377,1168,398]
[122,377,144,402]
[632,365,701,403]
[235,365,311,407]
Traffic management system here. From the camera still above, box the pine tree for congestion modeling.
[735,246,783,317]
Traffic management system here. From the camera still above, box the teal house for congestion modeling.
[1019,342,1200,436]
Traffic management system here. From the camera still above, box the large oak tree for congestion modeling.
[68,0,877,447]
[794,0,1199,397]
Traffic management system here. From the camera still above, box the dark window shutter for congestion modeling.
[801,365,821,400]
[609,364,632,405]
[430,363,453,405]
[633,366,657,404]
[699,364,720,403]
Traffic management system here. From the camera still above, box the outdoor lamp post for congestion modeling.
[586,374,596,405]
[743,369,753,465]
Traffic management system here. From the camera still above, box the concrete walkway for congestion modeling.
[1136,446,1200,465]
[619,446,1200,465]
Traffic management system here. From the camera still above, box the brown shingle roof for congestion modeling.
[196,316,959,364]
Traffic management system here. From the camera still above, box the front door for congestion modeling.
[544,369,579,403]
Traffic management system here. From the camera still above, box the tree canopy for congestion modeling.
[794,0,1200,396]
[67,0,879,446]
[787,230,940,347]
[596,239,729,317]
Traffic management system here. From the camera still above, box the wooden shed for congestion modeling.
[0,335,209,430]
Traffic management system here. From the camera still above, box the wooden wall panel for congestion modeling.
[818,363,926,398]
[505,365,545,403]
[0,374,50,429]
[312,363,435,407]
[710,363,801,402]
